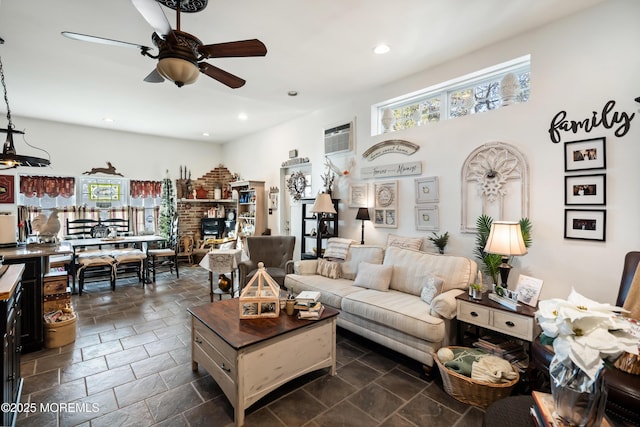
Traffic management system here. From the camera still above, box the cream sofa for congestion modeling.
[284,245,477,373]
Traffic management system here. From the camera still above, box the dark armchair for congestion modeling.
[530,251,640,426]
[238,236,295,291]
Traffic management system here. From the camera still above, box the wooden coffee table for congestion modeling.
[188,299,339,426]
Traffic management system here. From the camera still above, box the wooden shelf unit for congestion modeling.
[230,180,266,236]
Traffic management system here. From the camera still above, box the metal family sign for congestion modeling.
[548,99,636,143]
[361,161,422,179]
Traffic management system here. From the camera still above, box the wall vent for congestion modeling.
[324,121,353,155]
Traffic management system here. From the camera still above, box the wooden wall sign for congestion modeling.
[360,161,422,179]
[362,140,419,161]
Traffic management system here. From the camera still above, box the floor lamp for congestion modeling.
[310,193,336,258]
[483,221,527,288]
[356,208,370,245]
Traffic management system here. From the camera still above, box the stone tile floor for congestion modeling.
[17,266,485,427]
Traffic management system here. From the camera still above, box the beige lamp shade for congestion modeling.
[310,193,336,214]
[484,221,527,256]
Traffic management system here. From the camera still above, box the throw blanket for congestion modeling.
[471,355,517,383]
[623,262,640,320]
[323,237,353,260]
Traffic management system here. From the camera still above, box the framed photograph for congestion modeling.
[564,209,606,241]
[373,180,398,228]
[88,183,121,201]
[514,274,544,307]
[0,175,14,204]
[564,137,606,172]
[415,176,439,203]
[564,174,606,205]
[348,183,368,207]
[415,206,439,231]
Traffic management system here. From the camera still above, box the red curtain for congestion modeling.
[130,180,162,198]
[20,176,75,198]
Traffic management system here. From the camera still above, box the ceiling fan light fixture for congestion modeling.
[156,57,200,87]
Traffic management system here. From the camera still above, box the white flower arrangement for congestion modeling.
[535,289,638,380]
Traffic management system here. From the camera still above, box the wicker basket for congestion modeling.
[434,346,519,409]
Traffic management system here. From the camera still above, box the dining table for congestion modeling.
[198,248,243,302]
[61,234,167,293]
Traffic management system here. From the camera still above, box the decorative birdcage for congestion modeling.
[239,262,280,319]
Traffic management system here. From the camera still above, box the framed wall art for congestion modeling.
[373,180,397,228]
[564,137,606,172]
[564,209,606,241]
[348,183,368,207]
[0,175,14,204]
[565,174,606,205]
[415,206,439,231]
[415,176,439,203]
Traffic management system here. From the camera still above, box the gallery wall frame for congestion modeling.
[415,205,439,231]
[348,183,368,207]
[564,209,606,241]
[373,180,398,228]
[564,137,606,172]
[415,176,439,203]
[564,174,606,205]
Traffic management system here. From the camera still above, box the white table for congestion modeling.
[198,248,243,301]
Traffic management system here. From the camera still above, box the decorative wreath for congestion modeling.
[286,171,307,201]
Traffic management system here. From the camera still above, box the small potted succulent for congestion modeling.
[469,283,483,300]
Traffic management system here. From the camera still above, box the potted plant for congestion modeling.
[428,231,449,254]
[469,283,483,299]
[473,214,532,285]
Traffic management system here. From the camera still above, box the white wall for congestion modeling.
[1,116,221,212]
[222,0,640,304]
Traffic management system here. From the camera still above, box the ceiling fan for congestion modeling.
[62,0,267,88]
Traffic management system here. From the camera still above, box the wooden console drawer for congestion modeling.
[457,300,490,326]
[491,310,534,341]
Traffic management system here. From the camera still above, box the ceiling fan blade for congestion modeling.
[198,39,267,59]
[62,31,151,50]
[144,68,165,83]
[198,63,246,89]
[131,0,171,38]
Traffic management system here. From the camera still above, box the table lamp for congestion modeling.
[355,208,370,245]
[310,193,337,257]
[483,221,527,288]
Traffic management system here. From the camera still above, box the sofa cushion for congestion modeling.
[317,258,341,279]
[353,262,392,291]
[341,245,385,280]
[341,289,445,342]
[383,246,476,294]
[284,274,361,308]
[387,234,423,251]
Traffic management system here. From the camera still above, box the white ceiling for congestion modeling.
[0,0,605,143]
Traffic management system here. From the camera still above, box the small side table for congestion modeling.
[198,248,242,302]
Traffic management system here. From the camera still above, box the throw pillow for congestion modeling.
[341,246,385,280]
[420,274,444,304]
[316,258,341,279]
[387,234,423,251]
[353,262,392,291]
[219,240,236,250]
[323,237,354,260]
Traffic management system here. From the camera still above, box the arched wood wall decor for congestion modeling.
[461,141,529,233]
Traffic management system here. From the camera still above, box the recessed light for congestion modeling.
[202,132,210,137]
[373,44,390,55]
[288,90,298,97]
[102,117,114,123]
[238,113,248,120]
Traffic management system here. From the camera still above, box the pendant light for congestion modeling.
[0,37,50,169]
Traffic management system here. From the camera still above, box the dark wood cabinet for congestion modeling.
[300,198,339,259]
[1,264,24,427]
[4,257,43,353]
